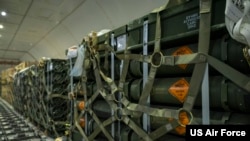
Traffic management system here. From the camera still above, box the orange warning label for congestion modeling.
[172,46,193,69]
[168,78,189,103]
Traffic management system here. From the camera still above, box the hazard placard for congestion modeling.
[168,78,189,103]
[172,46,193,69]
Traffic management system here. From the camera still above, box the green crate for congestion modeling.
[127,0,226,49]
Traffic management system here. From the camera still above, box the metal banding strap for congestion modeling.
[69,58,74,137]
[118,50,131,90]
[110,33,116,140]
[183,0,212,111]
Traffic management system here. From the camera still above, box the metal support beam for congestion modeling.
[111,33,115,138]
[142,20,150,132]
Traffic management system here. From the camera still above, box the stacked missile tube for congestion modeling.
[68,29,250,141]
[67,0,250,139]
[7,0,250,140]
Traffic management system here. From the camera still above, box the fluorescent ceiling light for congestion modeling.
[0,24,3,29]
[1,11,7,16]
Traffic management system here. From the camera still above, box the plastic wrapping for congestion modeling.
[67,46,78,59]
[70,45,85,77]
[225,0,250,46]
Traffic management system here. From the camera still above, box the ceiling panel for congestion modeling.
[0,32,15,49]
[62,0,112,42]
[0,13,23,25]
[14,16,56,45]
[0,50,4,55]
[27,0,84,24]
[18,16,56,36]
[9,40,33,51]
[0,23,19,34]
[0,0,172,65]
[95,0,167,28]
[15,32,42,43]
[44,24,78,58]
[0,41,10,49]
[37,39,61,58]
[0,40,12,50]
[29,40,60,61]
[0,0,32,15]
[20,53,35,61]
[4,51,26,59]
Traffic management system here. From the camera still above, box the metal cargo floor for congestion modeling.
[0,98,53,141]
